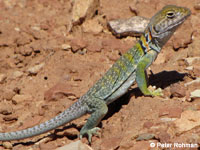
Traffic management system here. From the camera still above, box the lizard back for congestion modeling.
[86,42,145,101]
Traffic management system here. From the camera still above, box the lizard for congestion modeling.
[0,5,191,143]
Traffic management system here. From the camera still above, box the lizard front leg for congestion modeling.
[80,97,108,143]
[136,50,163,96]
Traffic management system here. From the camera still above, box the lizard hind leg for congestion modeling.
[80,97,108,143]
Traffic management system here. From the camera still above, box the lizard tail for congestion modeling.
[0,99,87,141]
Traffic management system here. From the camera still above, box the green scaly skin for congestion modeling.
[0,5,190,144]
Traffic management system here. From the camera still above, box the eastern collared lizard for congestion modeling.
[0,5,191,143]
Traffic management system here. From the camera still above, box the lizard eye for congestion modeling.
[167,11,175,19]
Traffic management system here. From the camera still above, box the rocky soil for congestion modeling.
[0,0,200,150]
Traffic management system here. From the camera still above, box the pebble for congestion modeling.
[143,121,153,129]
[100,137,122,150]
[184,57,200,66]
[12,70,23,79]
[27,63,45,75]
[185,78,200,87]
[14,27,20,32]
[2,89,15,100]
[12,94,32,103]
[190,89,200,99]
[70,38,87,53]
[0,73,6,83]
[82,19,103,35]
[55,140,92,150]
[174,110,200,134]
[185,66,193,71]
[170,83,186,98]
[136,133,155,141]
[2,141,13,149]
[157,132,171,142]
[194,3,200,10]
[31,26,40,31]
[108,16,149,37]
[160,117,177,122]
[0,102,13,115]
[159,107,182,118]
[61,44,71,51]
[72,0,99,25]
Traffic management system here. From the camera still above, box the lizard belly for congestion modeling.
[105,72,136,104]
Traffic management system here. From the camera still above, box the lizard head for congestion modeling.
[146,5,191,49]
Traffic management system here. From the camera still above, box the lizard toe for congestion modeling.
[79,127,101,143]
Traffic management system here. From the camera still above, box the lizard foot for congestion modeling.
[148,87,163,97]
[80,127,101,143]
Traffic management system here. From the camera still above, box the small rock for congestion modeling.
[44,83,77,101]
[131,141,153,150]
[70,38,87,53]
[3,115,18,122]
[68,95,78,100]
[143,121,154,129]
[187,38,200,57]
[185,78,200,87]
[190,89,200,100]
[12,71,23,79]
[172,21,192,50]
[0,73,6,83]
[77,48,87,55]
[170,83,186,98]
[174,110,200,133]
[2,141,13,149]
[160,117,177,122]
[56,140,92,150]
[100,137,122,150]
[157,131,170,143]
[193,66,200,77]
[106,50,120,61]
[14,27,20,32]
[187,133,200,144]
[27,63,45,75]
[12,94,33,103]
[184,57,200,66]
[159,107,182,118]
[0,102,13,115]
[194,3,200,10]
[2,89,15,100]
[56,128,79,137]
[108,16,149,38]
[31,26,40,31]
[168,107,183,118]
[136,133,155,141]
[82,19,103,35]
[159,107,169,117]
[39,141,57,150]
[19,45,33,56]
[154,52,166,64]
[61,44,71,51]
[72,0,99,25]
[185,66,193,71]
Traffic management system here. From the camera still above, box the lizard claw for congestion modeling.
[80,127,101,143]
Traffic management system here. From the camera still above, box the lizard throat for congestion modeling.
[140,31,161,54]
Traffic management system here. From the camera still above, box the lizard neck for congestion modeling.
[141,28,162,53]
